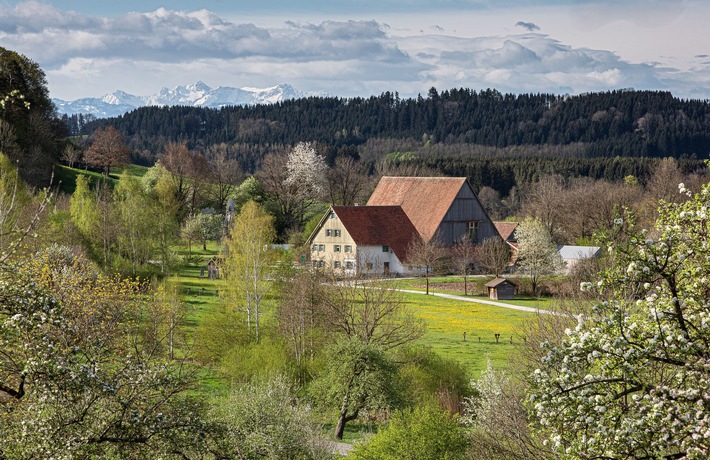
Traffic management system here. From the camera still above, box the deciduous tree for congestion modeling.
[407,233,446,295]
[528,181,710,459]
[314,276,424,438]
[350,404,468,460]
[474,236,511,277]
[223,200,277,343]
[83,126,130,176]
[515,217,562,296]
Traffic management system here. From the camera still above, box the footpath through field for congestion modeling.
[396,289,561,315]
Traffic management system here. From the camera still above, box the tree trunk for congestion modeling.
[335,405,359,440]
[425,266,430,295]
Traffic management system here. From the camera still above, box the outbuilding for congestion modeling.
[485,277,517,300]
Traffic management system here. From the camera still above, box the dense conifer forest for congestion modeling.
[67,90,707,154]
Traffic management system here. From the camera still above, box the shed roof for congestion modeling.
[366,176,467,241]
[485,277,518,288]
[333,205,420,262]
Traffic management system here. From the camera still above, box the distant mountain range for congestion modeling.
[53,82,314,118]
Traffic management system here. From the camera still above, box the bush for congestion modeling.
[349,404,469,460]
[213,375,335,460]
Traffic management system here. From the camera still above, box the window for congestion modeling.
[325,229,332,237]
[334,245,341,252]
[329,212,336,219]
[346,261,354,269]
[382,245,390,253]
[317,260,325,268]
[468,221,479,243]
[334,229,341,237]
[344,245,352,253]
[312,244,318,252]
[318,244,325,252]
[334,261,341,268]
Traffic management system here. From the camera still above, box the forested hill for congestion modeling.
[73,88,710,166]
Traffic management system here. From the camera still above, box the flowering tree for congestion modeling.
[515,217,562,295]
[0,253,213,459]
[528,182,710,459]
[284,141,327,200]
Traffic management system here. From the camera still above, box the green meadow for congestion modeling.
[401,291,535,376]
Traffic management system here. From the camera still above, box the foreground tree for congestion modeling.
[528,181,710,459]
[0,254,214,459]
[313,277,425,439]
[213,375,334,460]
[350,404,468,460]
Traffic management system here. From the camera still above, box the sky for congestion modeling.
[1,0,709,101]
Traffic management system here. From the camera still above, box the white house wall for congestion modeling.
[309,211,358,273]
[355,246,409,275]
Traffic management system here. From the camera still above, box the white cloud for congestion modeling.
[2,0,709,100]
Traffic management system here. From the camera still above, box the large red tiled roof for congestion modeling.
[366,176,466,240]
[333,205,420,262]
[494,222,519,242]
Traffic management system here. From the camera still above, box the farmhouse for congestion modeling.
[307,176,499,275]
[307,205,419,275]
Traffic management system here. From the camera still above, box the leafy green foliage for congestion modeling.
[310,338,405,439]
[349,404,469,460]
[0,47,63,185]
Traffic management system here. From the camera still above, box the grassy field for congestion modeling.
[55,164,149,194]
[401,291,535,376]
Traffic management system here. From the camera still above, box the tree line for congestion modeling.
[70,88,710,165]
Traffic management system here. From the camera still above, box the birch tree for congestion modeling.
[223,200,276,343]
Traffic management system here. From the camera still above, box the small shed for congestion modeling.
[485,278,517,300]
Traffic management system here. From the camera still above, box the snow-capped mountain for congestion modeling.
[53,82,307,118]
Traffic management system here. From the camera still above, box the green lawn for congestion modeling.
[393,275,563,311]
[401,291,536,376]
